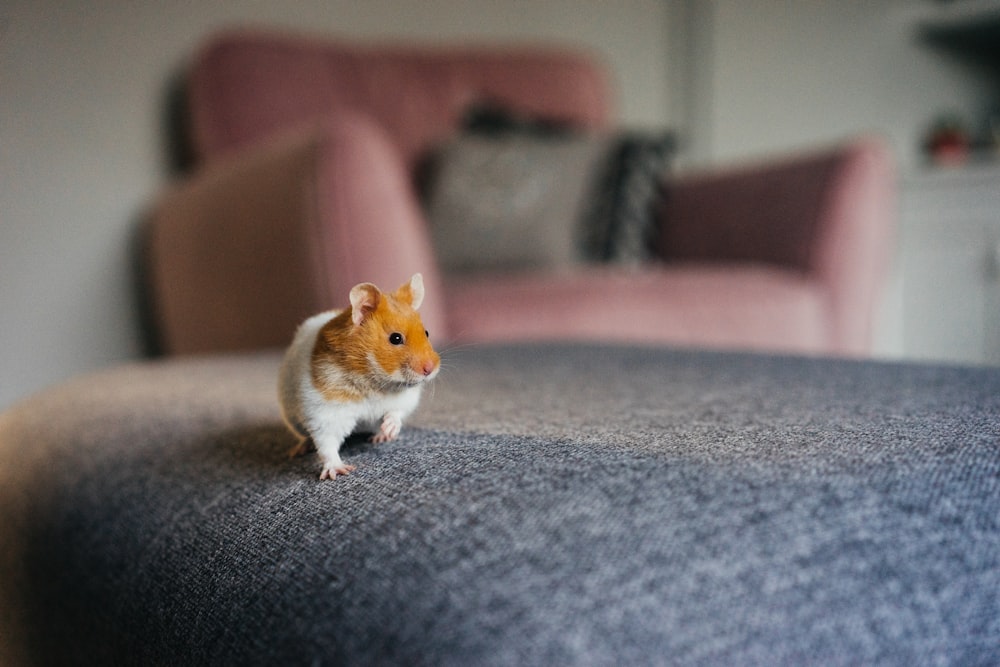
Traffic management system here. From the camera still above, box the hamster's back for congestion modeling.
[278,309,341,433]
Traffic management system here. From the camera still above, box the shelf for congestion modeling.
[912,0,1000,65]
[915,150,1000,174]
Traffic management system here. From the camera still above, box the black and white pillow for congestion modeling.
[579,131,676,266]
[422,105,676,273]
[423,132,612,273]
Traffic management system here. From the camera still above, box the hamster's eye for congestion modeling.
[389,332,404,346]
[425,330,429,338]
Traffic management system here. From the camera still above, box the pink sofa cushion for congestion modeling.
[188,30,611,168]
[148,113,448,354]
[657,149,843,272]
[443,266,829,354]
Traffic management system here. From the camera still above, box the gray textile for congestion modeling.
[1,344,998,665]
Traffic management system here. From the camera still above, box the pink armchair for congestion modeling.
[146,28,895,357]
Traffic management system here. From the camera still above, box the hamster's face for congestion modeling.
[365,298,440,387]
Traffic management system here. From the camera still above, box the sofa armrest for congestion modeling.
[146,114,445,355]
[656,138,895,354]
[808,140,896,354]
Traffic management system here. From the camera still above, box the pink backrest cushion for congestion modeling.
[657,148,846,272]
[187,29,612,168]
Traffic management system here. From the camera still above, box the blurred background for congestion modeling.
[3,0,999,410]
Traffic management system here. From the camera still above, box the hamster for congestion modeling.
[278,273,440,480]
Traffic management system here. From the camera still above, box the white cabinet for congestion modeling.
[886,163,1000,366]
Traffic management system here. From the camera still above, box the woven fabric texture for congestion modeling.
[1,344,998,665]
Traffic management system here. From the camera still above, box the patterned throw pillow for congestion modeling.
[579,131,676,266]
[424,133,612,273]
[421,107,675,274]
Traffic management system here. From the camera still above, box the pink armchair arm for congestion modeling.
[657,138,895,354]
[146,113,445,355]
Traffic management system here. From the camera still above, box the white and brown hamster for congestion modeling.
[278,273,440,480]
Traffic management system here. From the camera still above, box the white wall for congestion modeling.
[688,0,997,170]
[0,0,674,410]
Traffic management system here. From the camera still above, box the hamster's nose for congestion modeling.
[421,360,436,376]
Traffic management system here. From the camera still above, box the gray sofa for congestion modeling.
[1,343,998,664]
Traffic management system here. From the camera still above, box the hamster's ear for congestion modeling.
[396,273,425,311]
[349,283,381,326]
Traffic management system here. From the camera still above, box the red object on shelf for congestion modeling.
[925,118,970,165]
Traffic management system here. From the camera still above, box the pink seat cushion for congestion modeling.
[443,266,829,354]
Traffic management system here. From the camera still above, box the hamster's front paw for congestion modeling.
[320,461,357,480]
[371,412,402,444]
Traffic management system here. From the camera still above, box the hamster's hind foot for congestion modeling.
[288,438,316,459]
